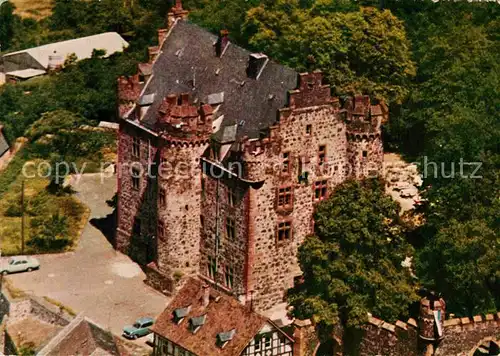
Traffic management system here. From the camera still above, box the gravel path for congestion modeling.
[5,173,169,343]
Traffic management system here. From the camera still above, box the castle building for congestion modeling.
[116,1,387,313]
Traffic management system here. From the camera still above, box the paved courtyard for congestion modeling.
[4,173,169,342]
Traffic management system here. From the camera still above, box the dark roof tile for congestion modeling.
[140,21,297,139]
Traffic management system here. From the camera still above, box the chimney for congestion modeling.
[167,0,189,29]
[247,53,268,80]
[215,30,230,58]
[157,28,168,46]
[202,285,210,308]
[167,94,177,107]
[292,319,314,356]
[180,93,189,106]
[148,46,160,63]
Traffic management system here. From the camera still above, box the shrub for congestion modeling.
[27,213,71,252]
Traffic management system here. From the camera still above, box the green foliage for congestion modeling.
[25,110,89,141]
[416,220,499,316]
[187,0,259,45]
[0,1,16,50]
[381,2,500,318]
[28,212,70,251]
[289,179,418,329]
[0,148,28,199]
[242,2,415,103]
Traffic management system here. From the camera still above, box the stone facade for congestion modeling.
[115,1,387,312]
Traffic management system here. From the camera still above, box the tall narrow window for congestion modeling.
[314,180,328,201]
[306,124,312,135]
[224,265,234,289]
[131,168,140,190]
[132,137,141,159]
[277,186,293,209]
[158,220,165,240]
[133,218,141,236]
[208,256,217,280]
[227,187,236,207]
[282,152,290,174]
[318,145,326,166]
[226,218,236,240]
[277,221,292,241]
[264,336,271,349]
[159,188,166,206]
[362,150,368,158]
[201,175,206,196]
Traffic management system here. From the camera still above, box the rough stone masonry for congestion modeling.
[115,0,387,313]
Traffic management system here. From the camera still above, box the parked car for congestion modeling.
[0,256,40,275]
[123,317,154,339]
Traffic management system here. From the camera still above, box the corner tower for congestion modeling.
[153,93,212,285]
[345,95,387,178]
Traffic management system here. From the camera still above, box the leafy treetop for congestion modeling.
[289,179,418,329]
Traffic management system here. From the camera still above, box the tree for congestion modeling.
[416,219,499,317]
[0,1,16,51]
[289,179,418,330]
[28,212,70,251]
[243,2,415,103]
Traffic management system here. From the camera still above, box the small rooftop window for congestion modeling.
[208,92,224,105]
[138,93,155,106]
[217,329,236,348]
[189,314,207,334]
[173,305,191,324]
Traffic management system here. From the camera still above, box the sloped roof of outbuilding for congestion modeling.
[3,32,128,69]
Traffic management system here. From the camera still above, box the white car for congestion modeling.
[0,256,40,275]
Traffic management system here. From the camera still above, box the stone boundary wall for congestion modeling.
[0,289,72,327]
[435,313,500,355]
[358,314,419,356]
[358,313,500,356]
[144,262,174,296]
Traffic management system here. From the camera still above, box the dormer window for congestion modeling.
[216,329,236,348]
[189,314,207,334]
[173,305,191,324]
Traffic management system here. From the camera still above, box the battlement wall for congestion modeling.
[357,312,500,356]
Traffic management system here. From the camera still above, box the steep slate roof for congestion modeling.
[140,21,298,139]
[151,278,273,356]
[3,32,128,70]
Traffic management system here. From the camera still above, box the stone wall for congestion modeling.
[116,121,160,265]
[29,297,72,327]
[436,313,500,355]
[356,315,419,356]
[342,312,500,356]
[239,73,383,312]
[199,173,249,296]
[156,141,208,278]
[0,290,72,327]
[144,262,174,296]
[293,319,320,356]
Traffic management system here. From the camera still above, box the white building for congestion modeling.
[2,32,128,81]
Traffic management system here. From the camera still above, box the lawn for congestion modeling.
[0,110,116,255]
[0,160,90,256]
[11,0,53,19]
